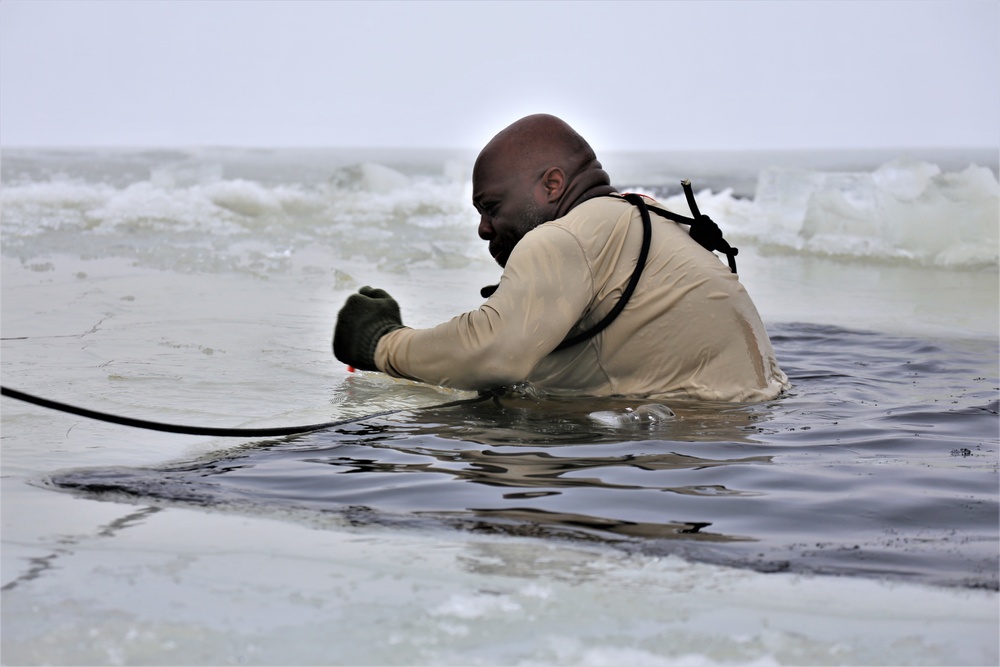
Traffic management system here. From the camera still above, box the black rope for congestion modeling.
[0,385,491,437]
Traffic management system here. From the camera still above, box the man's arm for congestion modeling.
[374,224,595,391]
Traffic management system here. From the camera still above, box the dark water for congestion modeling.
[48,324,1000,590]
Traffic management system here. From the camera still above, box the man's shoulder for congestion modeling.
[563,194,633,220]
[544,195,631,233]
[507,198,634,276]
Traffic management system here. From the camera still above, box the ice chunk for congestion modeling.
[330,163,409,194]
[589,403,676,428]
[750,159,999,268]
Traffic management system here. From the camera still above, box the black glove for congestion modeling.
[332,286,404,372]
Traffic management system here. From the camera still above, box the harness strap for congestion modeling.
[553,192,652,352]
[553,182,739,351]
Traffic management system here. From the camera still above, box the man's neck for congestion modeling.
[554,162,618,219]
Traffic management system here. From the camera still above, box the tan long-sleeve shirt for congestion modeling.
[375,195,789,401]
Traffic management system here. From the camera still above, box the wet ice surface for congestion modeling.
[3,501,995,667]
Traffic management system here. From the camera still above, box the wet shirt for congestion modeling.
[375,195,789,401]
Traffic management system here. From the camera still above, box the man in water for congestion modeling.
[333,114,788,401]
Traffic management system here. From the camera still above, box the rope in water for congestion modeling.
[0,385,491,437]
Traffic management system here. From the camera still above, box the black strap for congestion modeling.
[552,182,738,351]
[553,192,652,352]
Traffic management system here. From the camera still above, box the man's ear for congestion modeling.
[538,167,566,204]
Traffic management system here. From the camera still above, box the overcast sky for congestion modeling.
[1,0,997,151]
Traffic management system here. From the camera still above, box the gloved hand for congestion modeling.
[332,286,404,372]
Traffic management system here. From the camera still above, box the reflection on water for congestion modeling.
[432,507,753,543]
[47,324,999,589]
[400,393,766,446]
[307,444,772,491]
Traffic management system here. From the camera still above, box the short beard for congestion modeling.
[492,201,551,267]
[513,200,548,238]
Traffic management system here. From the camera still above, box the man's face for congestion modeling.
[472,153,548,268]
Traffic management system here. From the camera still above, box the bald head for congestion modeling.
[473,114,615,223]
[475,114,595,182]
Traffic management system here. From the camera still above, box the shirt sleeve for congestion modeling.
[374,223,595,390]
